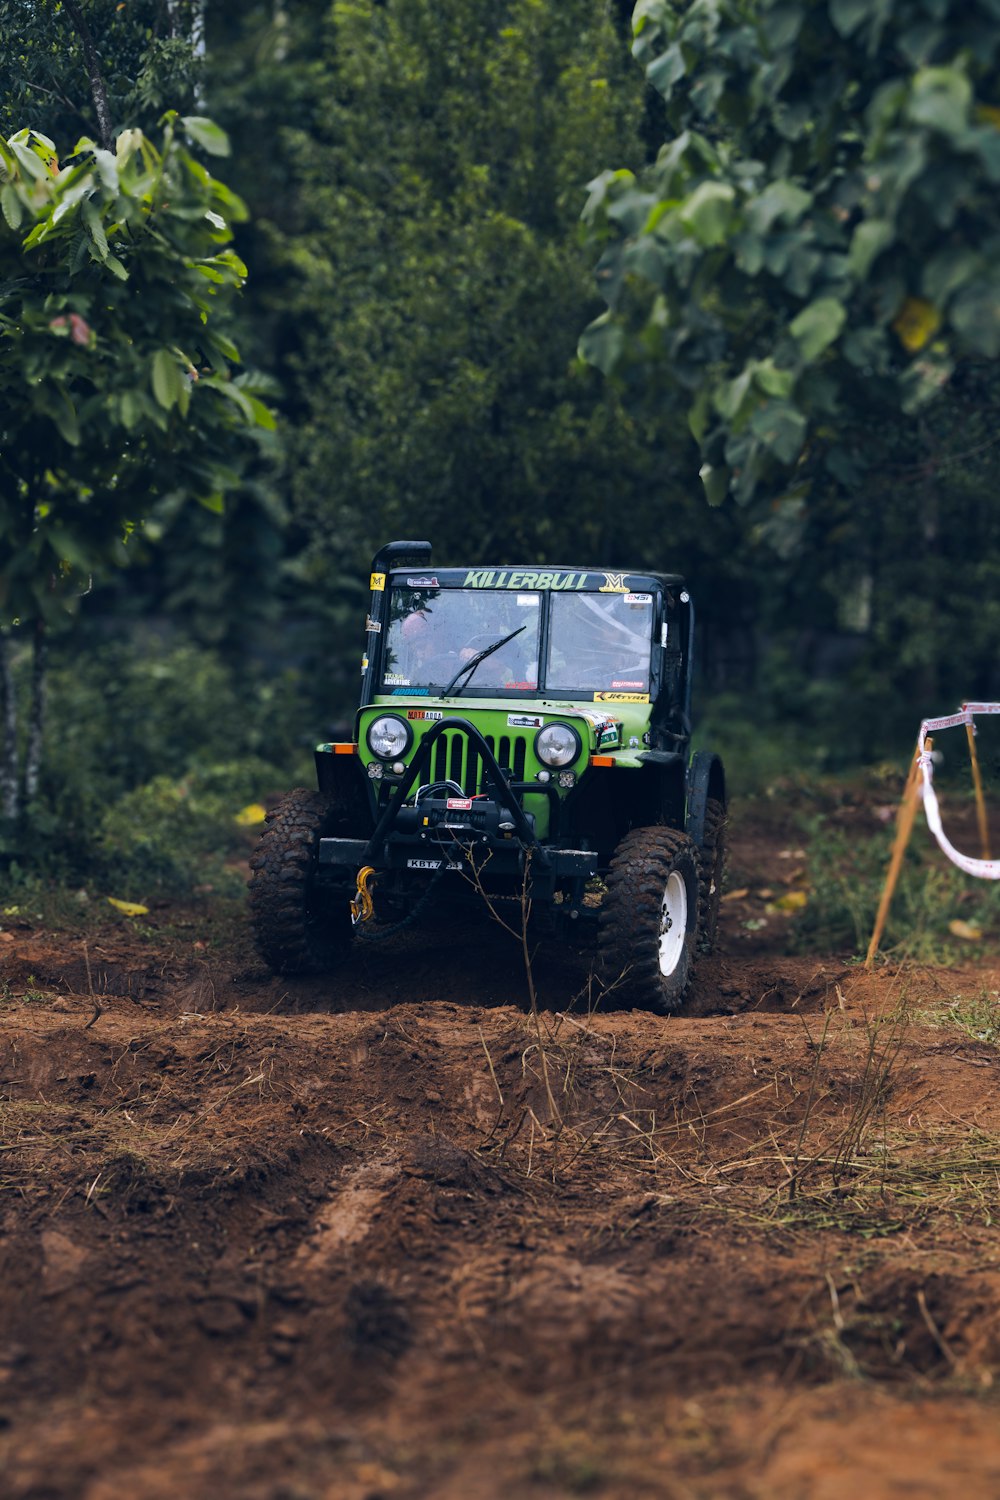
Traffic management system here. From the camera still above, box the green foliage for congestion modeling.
[583,0,1000,508]
[97,760,278,897]
[1,634,311,890]
[796,806,1000,960]
[0,0,202,142]
[284,0,673,595]
[0,115,273,628]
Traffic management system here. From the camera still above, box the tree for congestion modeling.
[283,0,687,603]
[582,0,1000,505]
[580,0,1000,751]
[0,115,273,819]
[0,0,203,145]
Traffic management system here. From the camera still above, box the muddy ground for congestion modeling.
[3,799,1000,1499]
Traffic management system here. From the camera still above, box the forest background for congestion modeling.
[2,0,1000,938]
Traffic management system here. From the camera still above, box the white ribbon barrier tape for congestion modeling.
[920,710,973,736]
[918,750,1000,880]
[918,702,1000,746]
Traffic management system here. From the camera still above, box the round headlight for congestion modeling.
[367,715,411,761]
[535,722,581,769]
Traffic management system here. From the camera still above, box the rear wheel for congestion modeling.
[697,797,727,955]
[248,788,353,974]
[597,826,699,1013]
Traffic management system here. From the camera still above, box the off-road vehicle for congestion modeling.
[249,541,726,1011]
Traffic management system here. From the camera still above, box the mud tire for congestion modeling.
[248,788,353,975]
[597,826,699,1014]
[697,797,727,955]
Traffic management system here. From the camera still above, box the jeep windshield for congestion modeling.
[379,584,655,696]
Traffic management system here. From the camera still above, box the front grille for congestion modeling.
[418,730,528,793]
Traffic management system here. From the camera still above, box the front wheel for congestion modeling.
[597,827,699,1013]
[248,788,353,974]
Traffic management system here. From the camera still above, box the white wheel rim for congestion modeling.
[658,871,688,977]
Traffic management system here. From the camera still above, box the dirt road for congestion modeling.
[2,812,1000,1498]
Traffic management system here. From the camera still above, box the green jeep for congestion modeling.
[249,540,726,1012]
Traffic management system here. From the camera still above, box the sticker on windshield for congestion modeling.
[407,709,442,720]
[406,575,438,588]
[611,679,645,689]
[394,687,428,695]
[463,569,586,590]
[516,594,540,606]
[508,714,543,728]
[385,674,410,686]
[624,592,651,605]
[595,692,649,703]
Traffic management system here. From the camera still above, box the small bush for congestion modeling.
[795,806,1000,961]
[97,758,286,897]
[3,633,316,892]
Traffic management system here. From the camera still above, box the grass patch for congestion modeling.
[920,989,1000,1047]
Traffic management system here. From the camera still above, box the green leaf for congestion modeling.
[950,278,1000,357]
[578,313,625,376]
[698,461,730,506]
[181,117,231,158]
[922,247,982,306]
[46,528,93,569]
[688,388,711,443]
[647,43,686,97]
[908,66,972,138]
[82,198,108,260]
[678,182,736,247]
[848,220,893,280]
[829,0,871,38]
[749,401,807,465]
[243,394,277,431]
[0,184,22,230]
[119,389,143,431]
[151,350,185,410]
[754,359,796,399]
[44,387,80,446]
[744,180,812,236]
[715,367,754,423]
[789,297,846,361]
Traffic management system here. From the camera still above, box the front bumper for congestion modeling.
[320,715,599,896]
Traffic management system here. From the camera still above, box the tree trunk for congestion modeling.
[0,635,19,822]
[63,0,115,150]
[23,621,47,804]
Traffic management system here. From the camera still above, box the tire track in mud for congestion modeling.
[4,878,1000,1495]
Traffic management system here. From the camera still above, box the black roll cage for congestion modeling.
[360,542,696,722]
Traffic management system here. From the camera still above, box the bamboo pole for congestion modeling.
[865,738,931,968]
[965,718,991,861]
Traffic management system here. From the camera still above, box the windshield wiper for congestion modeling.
[443,625,526,697]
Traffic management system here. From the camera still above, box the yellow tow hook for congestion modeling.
[350,866,377,926]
